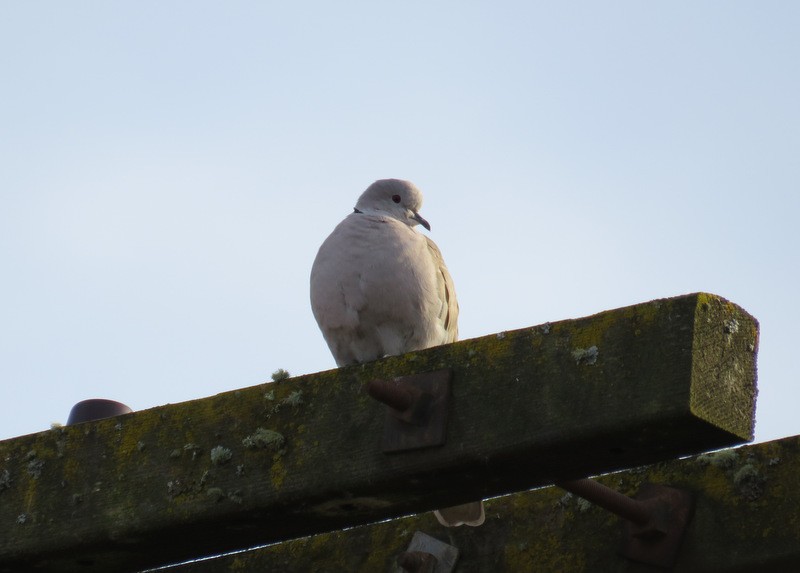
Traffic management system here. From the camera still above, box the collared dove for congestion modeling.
[310,178,484,527]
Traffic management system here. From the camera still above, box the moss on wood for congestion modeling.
[174,435,800,572]
[0,293,758,572]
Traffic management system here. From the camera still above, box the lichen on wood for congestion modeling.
[0,293,758,573]
[174,435,798,573]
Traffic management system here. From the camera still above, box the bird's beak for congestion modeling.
[413,211,431,231]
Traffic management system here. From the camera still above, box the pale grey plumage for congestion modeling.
[309,178,484,527]
[310,179,457,366]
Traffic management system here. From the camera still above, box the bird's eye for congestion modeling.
[392,194,401,203]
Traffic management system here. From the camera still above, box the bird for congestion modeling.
[310,178,484,527]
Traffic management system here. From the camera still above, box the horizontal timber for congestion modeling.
[0,293,758,572]
[171,435,800,573]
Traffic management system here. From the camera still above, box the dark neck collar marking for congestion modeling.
[353,208,363,214]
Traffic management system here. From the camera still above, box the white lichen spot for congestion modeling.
[210,446,233,466]
[242,428,285,450]
[733,464,764,500]
[571,346,599,366]
[496,331,506,340]
[576,497,593,512]
[16,513,27,525]
[271,369,291,382]
[0,469,11,491]
[723,318,739,335]
[539,323,551,335]
[264,390,276,401]
[183,443,202,460]
[26,451,44,479]
[166,480,180,497]
[282,391,304,408]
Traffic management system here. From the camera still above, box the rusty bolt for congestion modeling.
[557,478,654,529]
[366,379,418,412]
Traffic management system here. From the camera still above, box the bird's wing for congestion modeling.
[425,235,459,343]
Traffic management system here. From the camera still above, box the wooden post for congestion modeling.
[0,293,758,572]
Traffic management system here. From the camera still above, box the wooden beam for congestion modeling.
[169,435,800,572]
[0,293,758,572]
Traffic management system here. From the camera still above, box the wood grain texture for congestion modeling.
[172,435,798,573]
[0,293,758,572]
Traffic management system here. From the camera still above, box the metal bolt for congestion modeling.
[557,479,652,527]
[366,379,418,412]
[556,478,681,540]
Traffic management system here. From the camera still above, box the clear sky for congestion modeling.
[1,2,798,443]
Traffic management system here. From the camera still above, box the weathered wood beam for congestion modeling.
[170,435,800,573]
[0,293,758,572]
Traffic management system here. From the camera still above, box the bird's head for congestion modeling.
[354,179,431,231]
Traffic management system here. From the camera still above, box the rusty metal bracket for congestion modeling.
[556,479,694,569]
[366,369,452,453]
[396,531,459,573]
[620,483,694,568]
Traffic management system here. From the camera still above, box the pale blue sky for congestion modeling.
[1,2,798,443]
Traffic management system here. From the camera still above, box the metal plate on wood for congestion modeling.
[370,369,452,453]
[397,531,459,573]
